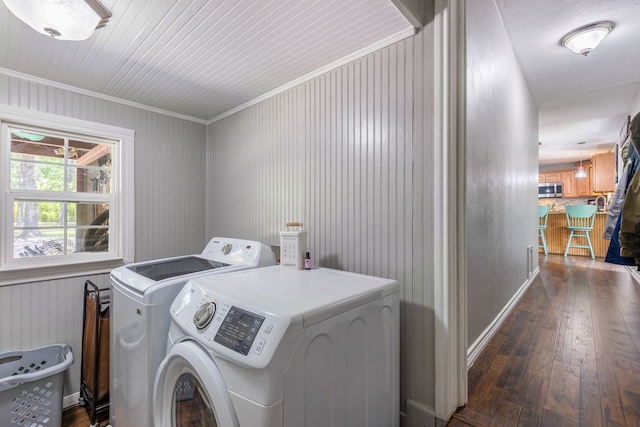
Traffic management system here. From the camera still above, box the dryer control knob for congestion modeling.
[193,302,216,329]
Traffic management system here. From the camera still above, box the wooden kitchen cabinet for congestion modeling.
[575,161,592,197]
[544,172,562,182]
[561,171,575,197]
[592,152,615,193]
[539,158,602,198]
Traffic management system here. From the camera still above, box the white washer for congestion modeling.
[153,265,400,427]
[109,237,276,427]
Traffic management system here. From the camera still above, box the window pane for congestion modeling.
[10,160,66,191]
[12,200,110,258]
[13,200,62,228]
[12,200,67,258]
[73,166,112,194]
[71,139,112,165]
[13,228,71,258]
[10,131,65,160]
[72,203,110,252]
[68,140,112,194]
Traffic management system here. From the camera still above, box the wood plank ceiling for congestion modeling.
[0,0,414,122]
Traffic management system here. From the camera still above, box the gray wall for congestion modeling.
[465,0,539,347]
[0,72,207,396]
[206,16,439,420]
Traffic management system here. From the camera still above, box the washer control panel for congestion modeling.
[170,279,293,369]
[214,306,264,355]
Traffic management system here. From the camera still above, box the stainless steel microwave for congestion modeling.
[538,182,562,198]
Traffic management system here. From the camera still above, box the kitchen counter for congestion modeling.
[541,212,609,258]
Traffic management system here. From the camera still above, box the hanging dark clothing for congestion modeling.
[618,114,640,264]
[606,212,636,265]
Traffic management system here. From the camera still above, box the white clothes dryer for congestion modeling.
[153,265,399,427]
[109,237,275,427]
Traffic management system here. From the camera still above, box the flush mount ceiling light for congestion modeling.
[561,21,614,56]
[575,142,587,178]
[2,0,111,41]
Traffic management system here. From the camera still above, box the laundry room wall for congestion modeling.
[205,10,439,424]
[0,72,207,400]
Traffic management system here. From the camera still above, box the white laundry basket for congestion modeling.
[0,344,74,427]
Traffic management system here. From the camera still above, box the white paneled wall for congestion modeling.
[208,46,414,279]
[207,25,438,416]
[207,40,413,276]
[0,73,207,398]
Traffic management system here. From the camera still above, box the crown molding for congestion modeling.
[0,67,207,125]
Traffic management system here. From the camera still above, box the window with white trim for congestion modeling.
[1,106,134,282]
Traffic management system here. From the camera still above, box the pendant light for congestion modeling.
[575,142,587,178]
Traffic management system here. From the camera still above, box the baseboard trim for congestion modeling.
[626,266,640,285]
[63,392,80,409]
[404,399,437,427]
[467,266,540,367]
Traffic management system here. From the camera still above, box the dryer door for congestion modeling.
[154,341,239,427]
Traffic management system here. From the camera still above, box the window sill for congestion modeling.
[0,258,125,287]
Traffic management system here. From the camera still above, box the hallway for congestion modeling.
[449,255,640,427]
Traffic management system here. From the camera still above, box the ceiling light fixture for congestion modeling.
[2,0,111,41]
[561,21,614,56]
[575,142,587,178]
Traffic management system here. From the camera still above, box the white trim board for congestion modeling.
[626,266,640,285]
[467,267,540,367]
[433,0,467,422]
[404,399,437,427]
[63,391,80,409]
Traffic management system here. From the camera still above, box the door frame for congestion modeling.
[433,0,467,421]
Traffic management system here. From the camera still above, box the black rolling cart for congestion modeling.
[80,280,111,426]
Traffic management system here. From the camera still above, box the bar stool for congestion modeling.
[538,205,549,255]
[564,204,597,259]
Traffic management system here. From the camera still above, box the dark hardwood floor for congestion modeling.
[448,254,640,427]
[62,404,109,427]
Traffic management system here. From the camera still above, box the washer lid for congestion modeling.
[110,237,276,298]
[127,256,229,281]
